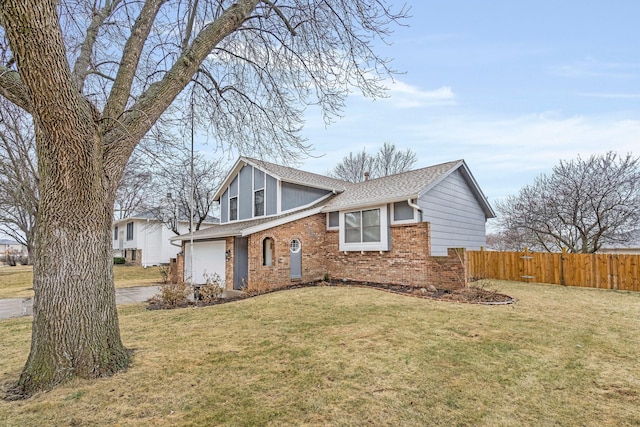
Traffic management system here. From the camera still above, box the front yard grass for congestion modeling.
[0,265,163,299]
[1,280,640,426]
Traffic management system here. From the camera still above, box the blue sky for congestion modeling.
[296,1,640,208]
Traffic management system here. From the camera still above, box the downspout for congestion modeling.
[143,218,149,268]
[407,199,422,222]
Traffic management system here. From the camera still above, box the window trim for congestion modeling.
[290,239,301,253]
[326,211,339,230]
[126,222,134,241]
[338,205,389,252]
[253,187,265,217]
[229,196,238,221]
[391,200,418,225]
[262,237,274,266]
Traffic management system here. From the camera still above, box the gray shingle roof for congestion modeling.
[171,197,331,241]
[241,157,351,191]
[323,160,462,211]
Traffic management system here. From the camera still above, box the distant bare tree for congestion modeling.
[330,150,375,183]
[149,154,225,234]
[373,142,417,177]
[496,152,640,253]
[0,100,37,262]
[114,154,154,220]
[330,142,417,182]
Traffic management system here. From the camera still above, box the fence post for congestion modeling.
[560,247,566,286]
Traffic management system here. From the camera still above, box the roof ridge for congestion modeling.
[352,159,462,184]
[240,156,352,187]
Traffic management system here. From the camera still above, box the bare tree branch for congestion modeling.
[496,152,640,253]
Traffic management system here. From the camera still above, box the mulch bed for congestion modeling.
[147,280,514,310]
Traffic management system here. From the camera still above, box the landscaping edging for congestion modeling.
[147,280,515,310]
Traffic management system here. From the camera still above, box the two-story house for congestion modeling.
[170,157,495,290]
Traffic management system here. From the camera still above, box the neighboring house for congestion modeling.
[0,239,28,263]
[598,231,640,255]
[170,157,495,290]
[112,213,217,266]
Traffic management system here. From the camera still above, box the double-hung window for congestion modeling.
[254,169,265,217]
[126,222,134,241]
[229,197,238,221]
[228,176,238,221]
[339,205,388,251]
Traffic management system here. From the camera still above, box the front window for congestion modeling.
[113,226,118,240]
[126,222,133,240]
[392,200,416,223]
[327,211,339,229]
[345,209,380,243]
[339,205,389,252]
[263,237,274,266]
[254,189,264,217]
[229,196,238,221]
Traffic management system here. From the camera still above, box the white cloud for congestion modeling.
[302,105,640,203]
[382,81,455,108]
[403,112,640,200]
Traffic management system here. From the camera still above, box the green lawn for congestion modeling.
[0,265,163,299]
[1,280,640,426]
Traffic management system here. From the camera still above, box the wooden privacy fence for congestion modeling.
[467,248,640,291]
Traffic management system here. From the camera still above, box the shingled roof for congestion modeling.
[171,197,332,241]
[213,157,351,201]
[323,160,464,211]
[184,157,493,242]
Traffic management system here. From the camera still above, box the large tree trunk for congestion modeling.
[1,1,130,397]
[12,123,130,396]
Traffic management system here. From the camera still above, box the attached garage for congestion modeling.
[184,240,226,285]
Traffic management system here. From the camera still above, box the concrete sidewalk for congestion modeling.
[0,286,161,320]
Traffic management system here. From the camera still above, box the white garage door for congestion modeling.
[184,241,226,285]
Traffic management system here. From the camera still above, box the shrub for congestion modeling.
[195,272,225,303]
[159,265,170,284]
[148,282,190,307]
[113,257,126,265]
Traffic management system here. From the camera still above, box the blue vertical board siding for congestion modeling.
[281,182,330,211]
[266,174,278,215]
[221,189,229,223]
[239,165,253,220]
[419,169,488,255]
[254,169,265,189]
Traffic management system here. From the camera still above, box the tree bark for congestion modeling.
[2,0,130,397]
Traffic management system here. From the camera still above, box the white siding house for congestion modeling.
[112,214,216,266]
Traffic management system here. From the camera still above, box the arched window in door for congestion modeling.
[263,237,274,266]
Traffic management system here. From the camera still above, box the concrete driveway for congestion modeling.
[0,286,161,320]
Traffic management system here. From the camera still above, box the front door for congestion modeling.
[290,239,302,280]
[233,237,249,290]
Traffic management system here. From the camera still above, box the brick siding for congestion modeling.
[171,214,468,291]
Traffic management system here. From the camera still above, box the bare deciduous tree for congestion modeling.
[0,99,37,262]
[0,0,406,396]
[149,153,225,234]
[114,154,154,220]
[495,152,640,253]
[329,142,417,182]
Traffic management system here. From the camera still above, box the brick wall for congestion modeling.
[425,248,467,290]
[224,237,234,290]
[170,215,468,292]
[169,254,184,284]
[327,222,429,286]
[124,248,142,266]
[245,213,327,292]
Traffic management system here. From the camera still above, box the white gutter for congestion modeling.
[407,198,423,222]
